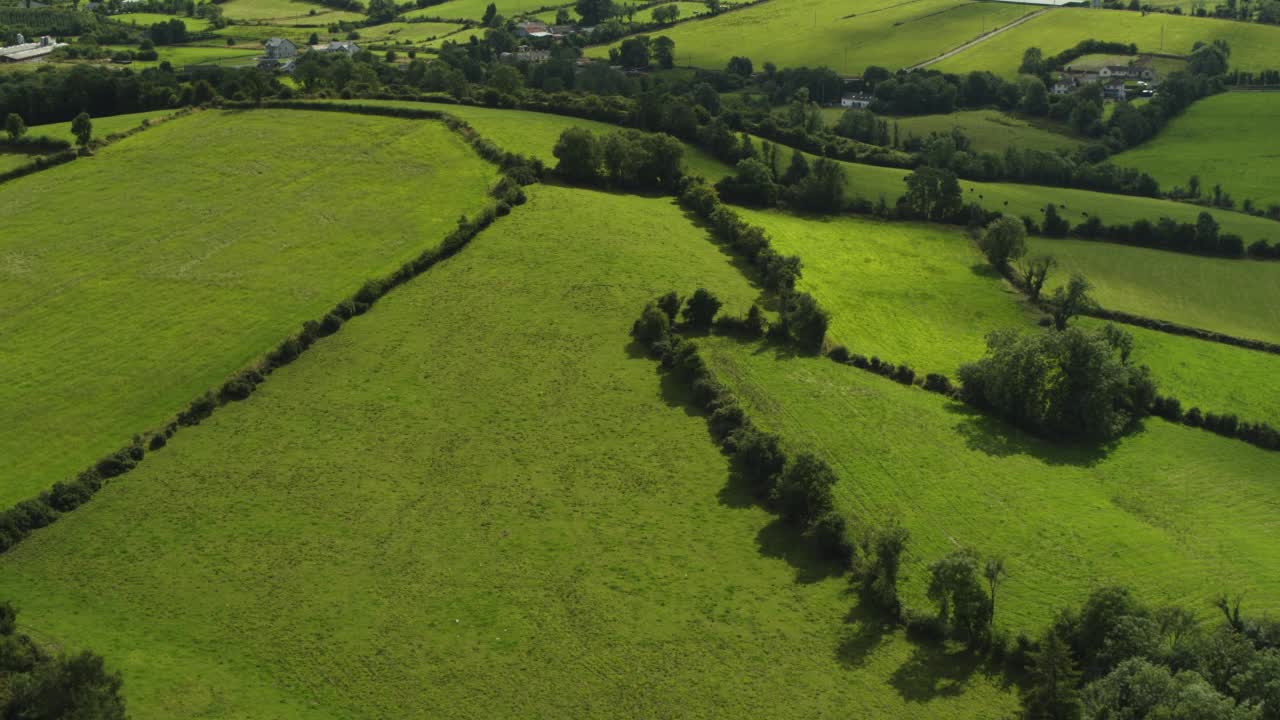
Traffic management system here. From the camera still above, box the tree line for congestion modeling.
[0,602,128,718]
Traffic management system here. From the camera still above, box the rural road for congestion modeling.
[905,8,1050,70]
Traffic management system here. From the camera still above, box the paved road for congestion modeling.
[905,7,1050,71]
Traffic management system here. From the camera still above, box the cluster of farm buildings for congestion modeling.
[0,34,67,63]
[256,37,361,71]
[1052,58,1160,100]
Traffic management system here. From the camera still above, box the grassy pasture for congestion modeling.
[110,12,214,30]
[1026,234,1280,345]
[737,207,1036,374]
[310,99,737,179]
[27,108,178,141]
[932,7,1280,76]
[0,152,34,174]
[205,23,325,46]
[875,109,1082,154]
[1078,318,1280,427]
[703,336,1280,632]
[735,205,1279,427]
[218,0,365,22]
[346,20,466,45]
[0,109,497,508]
[0,184,1019,720]
[99,44,262,67]
[587,0,1037,73]
[1114,92,1280,209]
[421,0,561,20]
[817,153,1280,242]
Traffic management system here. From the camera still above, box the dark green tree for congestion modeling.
[780,291,828,352]
[4,112,25,141]
[631,301,670,346]
[1048,273,1094,330]
[770,452,836,527]
[979,216,1027,271]
[652,35,675,68]
[927,549,991,643]
[682,288,722,329]
[1024,632,1083,720]
[552,127,601,183]
[6,651,128,720]
[481,1,496,23]
[1019,255,1056,301]
[71,113,92,148]
[575,0,617,24]
[903,166,962,221]
[656,291,681,322]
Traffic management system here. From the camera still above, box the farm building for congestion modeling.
[263,37,298,59]
[500,45,550,64]
[0,35,65,63]
[840,93,874,109]
[311,40,360,55]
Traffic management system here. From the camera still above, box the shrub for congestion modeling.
[728,426,787,498]
[808,512,854,568]
[923,373,952,394]
[148,434,167,451]
[178,392,217,426]
[682,288,723,329]
[828,345,850,363]
[771,452,837,528]
[631,301,671,347]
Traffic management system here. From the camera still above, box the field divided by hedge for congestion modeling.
[702,335,1280,631]
[0,108,498,506]
[0,184,1020,719]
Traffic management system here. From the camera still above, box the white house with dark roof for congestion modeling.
[263,37,298,59]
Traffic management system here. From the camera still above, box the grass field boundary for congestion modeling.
[0,111,542,557]
[0,107,191,188]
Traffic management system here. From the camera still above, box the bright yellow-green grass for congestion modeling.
[738,205,1280,430]
[933,7,1280,76]
[0,109,497,508]
[1027,235,1280,344]
[308,99,737,180]
[738,208,1036,374]
[1078,318,1280,427]
[588,0,1037,73]
[218,0,365,22]
[703,336,1280,632]
[27,108,178,141]
[885,110,1082,154]
[111,12,213,30]
[0,184,1018,719]
[1115,92,1280,209]
[100,44,261,67]
[206,23,326,46]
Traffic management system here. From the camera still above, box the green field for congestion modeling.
[27,108,179,141]
[588,0,1037,73]
[1078,318,1280,427]
[111,12,214,31]
[821,152,1280,243]
[346,20,466,46]
[422,0,562,20]
[1027,234,1280,345]
[99,44,262,68]
[309,99,737,180]
[0,183,1022,720]
[868,109,1083,154]
[703,336,1280,632]
[1066,52,1185,76]
[1114,92,1280,209]
[0,152,36,174]
[218,0,365,22]
[0,109,497,508]
[738,208,1036,374]
[933,7,1280,76]
[206,23,327,46]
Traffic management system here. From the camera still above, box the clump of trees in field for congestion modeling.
[958,321,1157,441]
[552,126,684,192]
[0,601,128,719]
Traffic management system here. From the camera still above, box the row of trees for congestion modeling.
[1029,204,1263,260]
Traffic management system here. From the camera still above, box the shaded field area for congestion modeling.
[588,0,1037,73]
[0,185,1019,720]
[871,110,1082,155]
[1027,234,1280,345]
[27,108,179,141]
[933,7,1280,75]
[1114,91,1280,209]
[703,336,1280,632]
[0,109,497,507]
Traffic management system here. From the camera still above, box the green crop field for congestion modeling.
[218,0,365,22]
[110,12,214,31]
[933,7,1280,76]
[1114,92,1280,209]
[1026,235,1280,344]
[0,109,497,508]
[0,184,1021,720]
[703,336,1280,631]
[27,108,179,141]
[587,0,1037,74]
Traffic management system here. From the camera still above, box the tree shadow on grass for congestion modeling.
[970,262,1002,279]
[889,641,987,703]
[945,401,1117,469]
[755,517,845,585]
[835,602,894,669]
